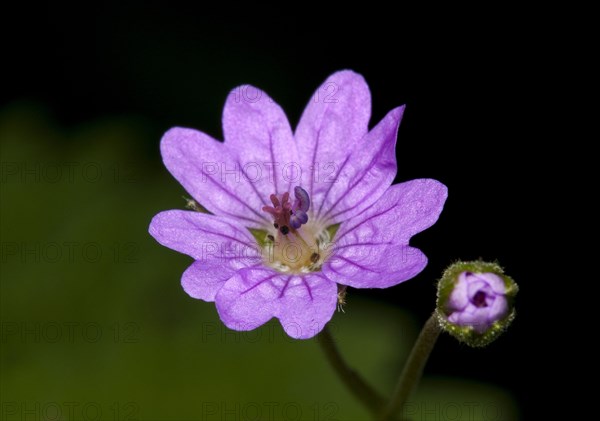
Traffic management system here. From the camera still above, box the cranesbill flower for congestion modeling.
[149,70,447,339]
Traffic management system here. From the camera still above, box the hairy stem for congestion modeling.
[381,314,441,420]
[317,326,387,417]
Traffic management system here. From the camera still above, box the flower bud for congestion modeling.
[436,261,518,347]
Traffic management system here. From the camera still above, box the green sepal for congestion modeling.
[183,197,211,214]
[249,229,270,249]
[326,223,341,240]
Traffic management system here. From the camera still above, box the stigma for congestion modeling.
[262,186,310,235]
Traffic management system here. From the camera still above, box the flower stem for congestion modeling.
[317,326,386,417]
[381,314,441,420]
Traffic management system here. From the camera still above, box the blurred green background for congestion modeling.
[1,4,537,420]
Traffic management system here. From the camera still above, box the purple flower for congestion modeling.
[149,70,447,339]
[446,272,508,334]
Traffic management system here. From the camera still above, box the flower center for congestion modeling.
[472,290,488,308]
[261,186,331,273]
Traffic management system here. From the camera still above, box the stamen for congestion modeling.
[294,186,310,212]
[290,210,308,229]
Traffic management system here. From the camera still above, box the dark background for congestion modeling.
[2,3,540,420]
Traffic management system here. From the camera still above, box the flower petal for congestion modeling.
[476,272,506,294]
[149,210,262,301]
[448,305,489,333]
[277,273,337,339]
[314,107,404,224]
[216,268,281,332]
[295,71,371,204]
[467,280,493,301]
[215,267,337,339]
[149,210,260,259]
[322,179,447,288]
[324,244,427,289]
[181,260,236,302]
[448,273,469,311]
[222,86,299,198]
[448,298,508,334]
[488,295,509,321]
[160,127,270,227]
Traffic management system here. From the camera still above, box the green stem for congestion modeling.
[381,314,441,420]
[317,326,386,417]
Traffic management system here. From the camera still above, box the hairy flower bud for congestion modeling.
[436,261,518,347]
